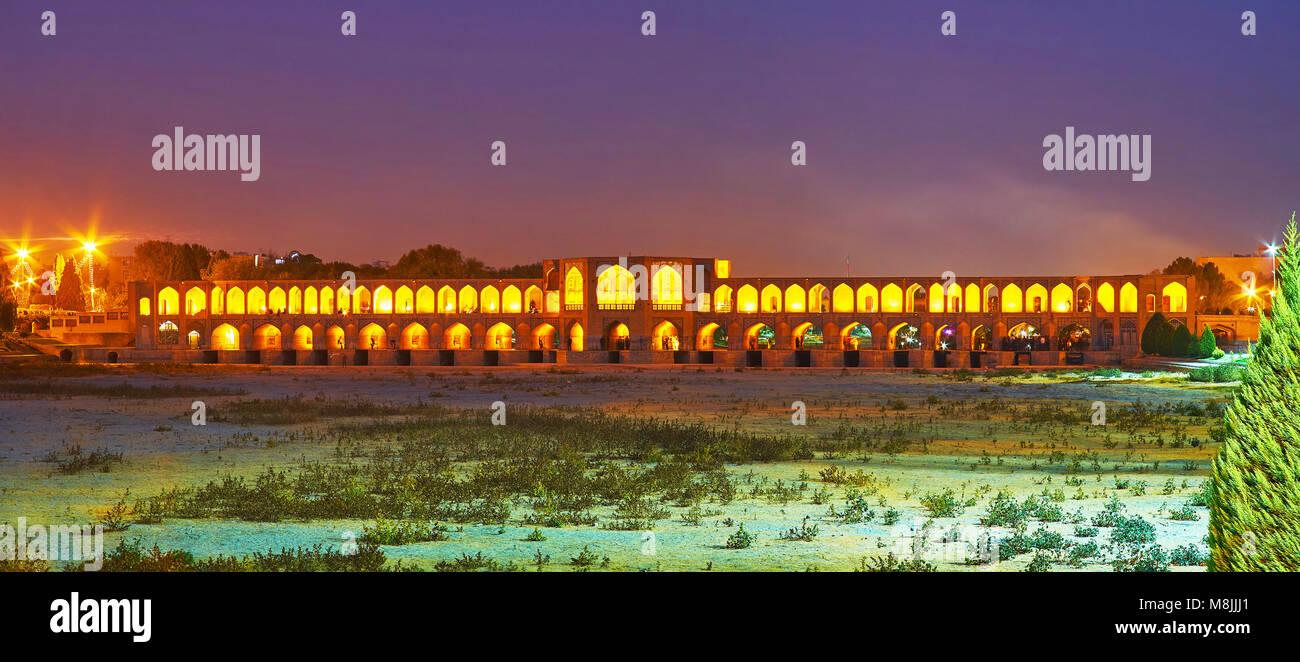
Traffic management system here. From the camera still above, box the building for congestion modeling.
[120,255,1207,368]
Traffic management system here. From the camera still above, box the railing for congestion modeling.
[564,303,584,311]
[597,303,636,311]
[652,302,682,310]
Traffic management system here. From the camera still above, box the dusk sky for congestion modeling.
[2,0,1297,277]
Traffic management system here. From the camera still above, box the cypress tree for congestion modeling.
[1209,212,1300,571]
[1197,325,1217,359]
[1140,313,1170,355]
[54,260,85,312]
[1171,323,1195,358]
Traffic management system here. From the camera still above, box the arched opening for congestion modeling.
[792,322,822,349]
[158,321,179,345]
[697,322,725,350]
[784,285,806,313]
[1097,282,1115,313]
[597,265,637,307]
[212,323,239,350]
[481,285,501,314]
[606,322,630,350]
[652,321,680,350]
[304,286,319,314]
[935,324,955,350]
[502,285,522,313]
[1058,323,1091,350]
[352,286,371,314]
[226,287,245,315]
[457,285,477,313]
[373,286,393,314]
[158,287,179,316]
[292,325,313,350]
[1162,282,1187,313]
[1145,293,1156,312]
[568,323,584,351]
[858,284,881,313]
[1212,326,1234,347]
[841,322,873,350]
[437,285,456,313]
[288,287,302,314]
[524,286,543,314]
[254,324,281,350]
[760,284,782,313]
[714,285,733,313]
[964,283,980,313]
[904,284,924,313]
[737,285,758,312]
[184,287,205,315]
[320,287,334,314]
[983,284,1000,312]
[808,284,829,313]
[971,325,992,351]
[327,325,345,349]
[1025,284,1048,313]
[247,287,267,315]
[744,323,775,350]
[486,322,515,349]
[138,297,151,316]
[1001,284,1022,313]
[1074,284,1092,313]
[268,287,286,314]
[1119,282,1138,312]
[888,323,920,350]
[1050,284,1073,313]
[444,323,470,350]
[394,286,414,314]
[832,284,854,312]
[186,330,200,349]
[400,323,429,349]
[1007,322,1042,351]
[564,267,584,308]
[359,322,386,350]
[652,265,682,305]
[210,286,224,315]
[928,283,946,313]
[416,286,436,314]
[531,323,557,350]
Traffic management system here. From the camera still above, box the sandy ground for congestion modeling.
[0,364,1226,571]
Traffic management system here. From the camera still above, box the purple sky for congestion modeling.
[2,0,1297,276]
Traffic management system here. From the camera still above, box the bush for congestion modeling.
[1111,515,1157,545]
[1141,313,1172,356]
[1197,326,1217,359]
[1171,323,1196,358]
[1169,544,1208,566]
[1188,364,1241,383]
[725,523,755,549]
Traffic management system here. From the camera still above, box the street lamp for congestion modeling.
[81,241,99,312]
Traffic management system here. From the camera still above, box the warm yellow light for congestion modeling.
[83,241,97,252]
[15,249,28,259]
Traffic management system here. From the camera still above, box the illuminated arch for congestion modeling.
[319,286,334,314]
[288,287,302,314]
[606,322,630,349]
[304,286,319,314]
[372,286,393,314]
[737,284,758,312]
[744,323,775,350]
[352,286,370,314]
[832,284,853,312]
[481,285,501,314]
[502,285,522,313]
[652,265,682,304]
[1047,284,1071,313]
[928,283,945,313]
[457,285,477,313]
[935,324,955,349]
[1074,283,1093,313]
[982,284,999,312]
[210,286,224,315]
[597,265,637,306]
[784,284,806,312]
[291,325,313,350]
[841,322,873,350]
[394,285,414,314]
[400,323,429,349]
[1097,282,1116,313]
[1119,282,1138,312]
[326,325,345,349]
[184,287,205,315]
[212,323,239,350]
[963,283,980,313]
[568,322,584,351]
[714,285,734,312]
[415,286,436,314]
[1025,284,1048,313]
[531,322,557,349]
[247,287,266,314]
[359,322,386,350]
[945,283,962,312]
[1001,284,1023,313]
[253,323,281,350]
[858,283,880,313]
[652,321,679,350]
[336,286,351,314]
[523,285,543,313]
[904,284,924,313]
[1162,282,1187,313]
[226,287,246,315]
[792,322,822,348]
[437,285,456,313]
[486,322,514,349]
[971,324,992,351]
[760,284,782,312]
[697,322,722,350]
[138,297,151,315]
[881,284,903,312]
[444,323,471,349]
[268,287,286,313]
[888,323,920,350]
[564,267,584,307]
[157,287,179,316]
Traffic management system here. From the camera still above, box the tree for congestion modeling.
[1197,325,1217,359]
[1163,257,1234,314]
[1171,322,1195,358]
[55,259,85,311]
[1140,313,1171,355]
[134,241,210,282]
[1209,212,1300,571]
[0,270,15,331]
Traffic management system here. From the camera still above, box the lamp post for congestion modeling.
[82,241,98,312]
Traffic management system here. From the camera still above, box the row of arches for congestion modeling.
[201,321,565,351]
[140,284,547,317]
[710,281,1187,315]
